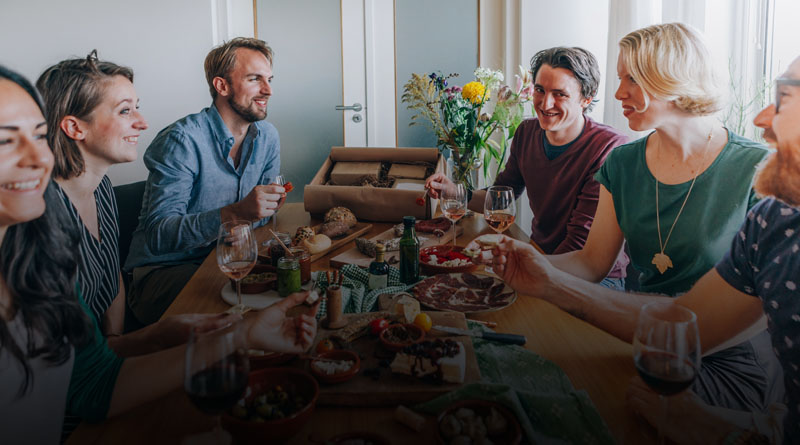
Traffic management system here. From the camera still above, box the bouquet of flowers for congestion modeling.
[402,66,533,190]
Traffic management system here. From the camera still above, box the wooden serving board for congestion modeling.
[301,311,480,406]
[329,224,463,269]
[307,222,372,262]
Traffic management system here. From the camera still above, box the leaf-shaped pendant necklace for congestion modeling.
[653,129,715,274]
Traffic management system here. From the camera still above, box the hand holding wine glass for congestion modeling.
[217,221,257,314]
[633,301,700,444]
[484,186,516,234]
[184,326,249,444]
[441,183,467,247]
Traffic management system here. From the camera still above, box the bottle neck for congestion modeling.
[403,225,416,238]
[375,251,385,263]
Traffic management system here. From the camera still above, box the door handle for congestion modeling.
[335,103,362,112]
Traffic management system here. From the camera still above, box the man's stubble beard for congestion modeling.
[754,144,800,207]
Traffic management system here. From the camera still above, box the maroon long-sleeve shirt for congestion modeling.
[494,116,629,278]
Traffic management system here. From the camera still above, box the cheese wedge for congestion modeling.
[390,340,466,384]
[393,294,421,323]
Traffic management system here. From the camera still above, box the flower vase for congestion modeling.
[447,148,482,191]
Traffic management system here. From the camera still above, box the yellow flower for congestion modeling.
[462,81,486,104]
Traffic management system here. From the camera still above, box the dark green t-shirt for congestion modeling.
[595,130,768,295]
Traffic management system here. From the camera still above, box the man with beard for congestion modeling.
[469,57,800,444]
[125,38,283,325]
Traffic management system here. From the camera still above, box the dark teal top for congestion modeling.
[596,129,768,295]
[66,287,124,422]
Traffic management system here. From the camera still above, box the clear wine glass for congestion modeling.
[272,174,287,231]
[441,183,467,247]
[217,220,257,314]
[183,327,250,445]
[483,186,516,234]
[633,301,701,445]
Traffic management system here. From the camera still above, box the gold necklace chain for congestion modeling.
[652,129,715,274]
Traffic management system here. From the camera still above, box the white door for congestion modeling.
[340,0,397,146]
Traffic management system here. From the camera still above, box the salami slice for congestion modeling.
[411,273,516,313]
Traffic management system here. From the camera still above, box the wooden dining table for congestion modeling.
[68,203,651,444]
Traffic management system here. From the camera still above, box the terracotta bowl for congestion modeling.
[420,245,477,276]
[436,399,522,445]
[222,368,319,444]
[309,350,360,384]
[325,431,391,444]
[248,350,296,370]
[231,263,277,294]
[379,323,426,352]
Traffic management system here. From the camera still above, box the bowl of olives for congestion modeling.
[232,264,277,294]
[222,367,319,443]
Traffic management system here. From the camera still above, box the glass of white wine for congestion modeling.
[483,186,516,234]
[441,183,467,246]
[272,174,287,230]
[217,221,257,313]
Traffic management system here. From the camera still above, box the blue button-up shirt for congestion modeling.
[125,104,280,270]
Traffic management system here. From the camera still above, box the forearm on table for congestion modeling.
[542,267,668,343]
[107,324,166,357]
[107,322,246,418]
[144,209,220,255]
[548,249,611,282]
[103,281,126,336]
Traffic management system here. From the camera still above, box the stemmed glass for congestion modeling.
[272,174,287,230]
[217,221,257,314]
[441,183,467,247]
[184,327,249,445]
[633,301,701,445]
[483,186,516,234]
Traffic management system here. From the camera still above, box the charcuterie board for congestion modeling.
[329,224,463,269]
[301,311,480,406]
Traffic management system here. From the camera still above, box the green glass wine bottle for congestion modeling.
[399,216,419,284]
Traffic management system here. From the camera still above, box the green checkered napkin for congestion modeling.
[314,264,420,318]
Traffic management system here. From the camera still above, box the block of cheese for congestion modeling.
[391,179,426,192]
[390,339,465,383]
[388,163,428,179]
[329,161,382,185]
[393,294,421,323]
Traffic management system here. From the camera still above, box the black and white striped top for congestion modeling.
[54,176,120,323]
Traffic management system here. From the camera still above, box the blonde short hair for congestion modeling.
[619,23,723,115]
[204,37,273,100]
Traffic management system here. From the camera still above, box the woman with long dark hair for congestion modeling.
[0,64,317,443]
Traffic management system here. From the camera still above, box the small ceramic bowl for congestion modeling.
[248,350,296,370]
[309,350,360,384]
[420,245,478,276]
[222,368,319,444]
[436,399,522,445]
[379,323,426,352]
[232,264,277,294]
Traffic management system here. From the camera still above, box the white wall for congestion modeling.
[0,0,218,186]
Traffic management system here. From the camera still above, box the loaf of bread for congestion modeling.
[319,221,350,238]
[302,234,332,254]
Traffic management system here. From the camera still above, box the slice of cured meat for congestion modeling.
[411,273,516,313]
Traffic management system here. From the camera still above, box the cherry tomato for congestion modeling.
[369,318,389,335]
[316,338,335,354]
[415,197,425,206]
[284,182,294,193]
[413,313,432,332]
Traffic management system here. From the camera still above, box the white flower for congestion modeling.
[474,67,504,90]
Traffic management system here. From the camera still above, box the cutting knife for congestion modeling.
[433,325,526,345]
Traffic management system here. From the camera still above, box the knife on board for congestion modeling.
[433,325,526,345]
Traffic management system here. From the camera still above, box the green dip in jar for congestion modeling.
[277,257,301,297]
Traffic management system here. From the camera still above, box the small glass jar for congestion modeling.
[288,247,311,284]
[276,257,301,297]
[268,232,292,267]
